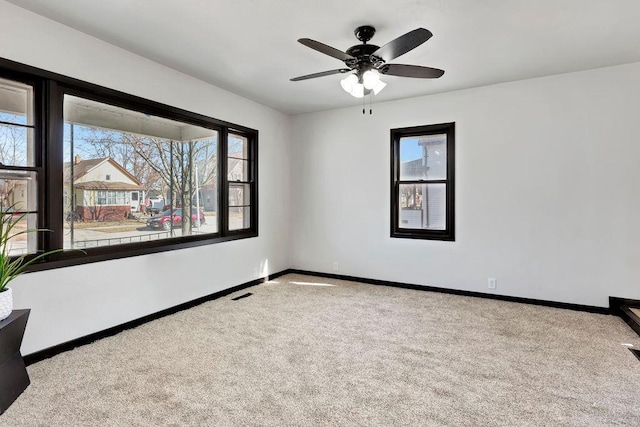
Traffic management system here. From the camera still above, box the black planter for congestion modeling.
[0,309,30,414]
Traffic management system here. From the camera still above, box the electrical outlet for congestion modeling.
[333,262,339,271]
[488,278,497,290]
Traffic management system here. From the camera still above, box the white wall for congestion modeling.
[291,62,640,308]
[0,1,291,354]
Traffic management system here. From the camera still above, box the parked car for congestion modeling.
[146,208,205,230]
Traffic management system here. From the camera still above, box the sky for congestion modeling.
[400,137,422,163]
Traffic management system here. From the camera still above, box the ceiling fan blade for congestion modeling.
[290,69,351,81]
[380,64,444,78]
[298,38,355,62]
[372,28,433,62]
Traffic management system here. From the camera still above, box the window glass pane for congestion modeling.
[0,169,37,212]
[63,95,219,249]
[0,169,38,254]
[226,134,252,233]
[2,213,38,256]
[229,183,250,207]
[194,138,220,234]
[229,207,250,231]
[0,124,34,168]
[399,134,447,180]
[0,77,33,126]
[398,183,446,230]
[228,134,248,159]
[228,158,248,181]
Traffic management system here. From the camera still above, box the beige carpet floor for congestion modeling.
[1,273,639,426]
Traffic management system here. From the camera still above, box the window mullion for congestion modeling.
[45,79,64,252]
[398,179,448,185]
[220,127,229,235]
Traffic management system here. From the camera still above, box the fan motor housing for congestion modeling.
[345,44,383,71]
[346,44,379,58]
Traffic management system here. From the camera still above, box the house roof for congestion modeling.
[63,157,106,182]
[63,157,143,187]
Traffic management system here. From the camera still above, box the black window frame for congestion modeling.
[224,131,255,234]
[0,57,258,271]
[390,122,455,241]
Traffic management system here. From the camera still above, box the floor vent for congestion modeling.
[231,292,253,301]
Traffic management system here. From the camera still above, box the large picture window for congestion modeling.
[0,58,257,268]
[391,122,455,241]
[62,95,223,248]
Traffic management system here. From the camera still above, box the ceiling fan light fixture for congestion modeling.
[292,25,443,105]
[372,79,387,95]
[351,82,365,98]
[341,74,366,98]
[340,74,358,93]
[362,70,380,90]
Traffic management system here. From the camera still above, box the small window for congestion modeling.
[391,122,455,241]
[0,76,40,256]
[227,133,253,231]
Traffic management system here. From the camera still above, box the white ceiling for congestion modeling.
[7,0,640,115]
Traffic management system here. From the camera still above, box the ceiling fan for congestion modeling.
[290,25,444,98]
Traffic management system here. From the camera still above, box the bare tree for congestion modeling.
[0,122,28,167]
[69,123,218,235]
[126,136,217,235]
[76,128,165,194]
[400,184,422,209]
[77,129,216,235]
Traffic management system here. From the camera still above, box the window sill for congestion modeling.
[390,229,455,241]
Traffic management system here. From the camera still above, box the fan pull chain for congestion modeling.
[362,94,365,115]
[369,92,372,114]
